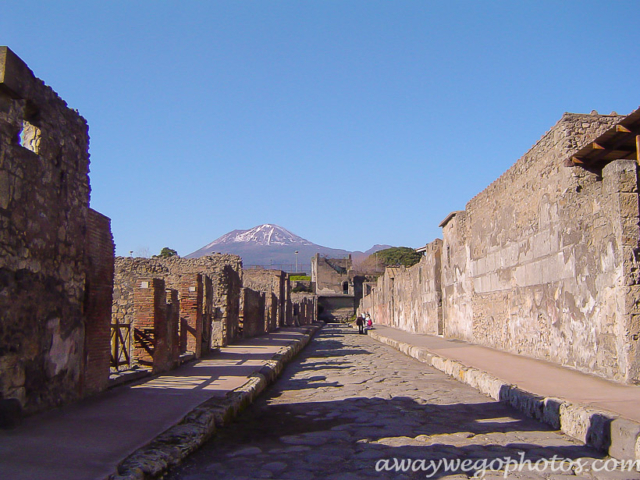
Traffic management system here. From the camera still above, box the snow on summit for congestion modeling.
[206,224,314,247]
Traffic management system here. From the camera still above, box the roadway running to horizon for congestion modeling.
[167,324,637,480]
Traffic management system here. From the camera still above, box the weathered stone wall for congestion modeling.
[362,112,640,384]
[441,211,474,341]
[312,254,353,295]
[444,113,637,383]
[112,255,242,354]
[265,292,278,331]
[165,288,180,368]
[291,293,316,325]
[240,288,266,338]
[242,269,287,329]
[0,47,114,413]
[360,240,442,335]
[363,268,396,327]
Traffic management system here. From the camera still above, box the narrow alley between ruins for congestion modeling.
[167,325,628,480]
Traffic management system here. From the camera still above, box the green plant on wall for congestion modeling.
[154,247,178,258]
[372,247,421,268]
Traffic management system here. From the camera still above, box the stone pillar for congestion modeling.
[180,274,203,358]
[267,292,278,331]
[166,288,180,368]
[133,278,170,373]
[603,160,640,384]
[201,275,213,355]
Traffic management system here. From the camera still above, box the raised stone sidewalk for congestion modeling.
[0,324,321,480]
[366,324,640,461]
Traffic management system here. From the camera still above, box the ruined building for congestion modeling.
[111,260,317,374]
[312,254,362,321]
[242,268,316,330]
[361,109,640,385]
[111,256,242,373]
[242,269,288,333]
[0,47,115,415]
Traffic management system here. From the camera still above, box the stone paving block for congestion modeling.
[610,417,640,460]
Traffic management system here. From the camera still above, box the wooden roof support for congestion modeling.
[617,125,632,133]
[592,142,605,150]
[636,135,640,165]
[572,156,584,165]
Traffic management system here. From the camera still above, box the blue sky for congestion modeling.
[2,1,640,257]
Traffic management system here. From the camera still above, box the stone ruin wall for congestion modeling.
[242,269,316,329]
[446,113,637,383]
[312,255,352,295]
[0,47,114,414]
[113,255,242,357]
[290,292,316,325]
[363,112,640,384]
[361,240,442,336]
[239,288,266,338]
[242,269,287,329]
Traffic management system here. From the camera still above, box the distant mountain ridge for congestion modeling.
[186,224,391,271]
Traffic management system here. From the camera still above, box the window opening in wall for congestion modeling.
[19,120,42,154]
[19,102,42,154]
[342,281,348,294]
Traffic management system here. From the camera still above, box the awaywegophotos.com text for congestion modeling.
[375,453,640,478]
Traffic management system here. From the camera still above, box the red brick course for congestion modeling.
[82,209,115,395]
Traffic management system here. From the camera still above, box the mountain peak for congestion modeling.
[203,224,314,249]
[186,224,389,270]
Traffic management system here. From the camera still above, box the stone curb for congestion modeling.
[109,324,322,480]
[367,329,640,461]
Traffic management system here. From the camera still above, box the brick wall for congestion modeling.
[179,274,203,357]
[132,278,175,373]
[82,209,115,395]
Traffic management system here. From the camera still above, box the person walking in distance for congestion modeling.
[364,313,373,334]
[355,314,364,334]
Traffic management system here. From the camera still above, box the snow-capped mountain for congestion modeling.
[186,224,389,272]
[203,224,314,248]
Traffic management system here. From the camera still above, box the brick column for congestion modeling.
[133,278,169,372]
[82,209,114,395]
[180,274,203,358]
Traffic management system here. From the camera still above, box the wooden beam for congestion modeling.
[636,135,640,165]
[572,156,584,165]
[592,142,605,150]
[616,125,632,133]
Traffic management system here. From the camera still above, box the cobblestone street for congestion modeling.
[168,325,639,480]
